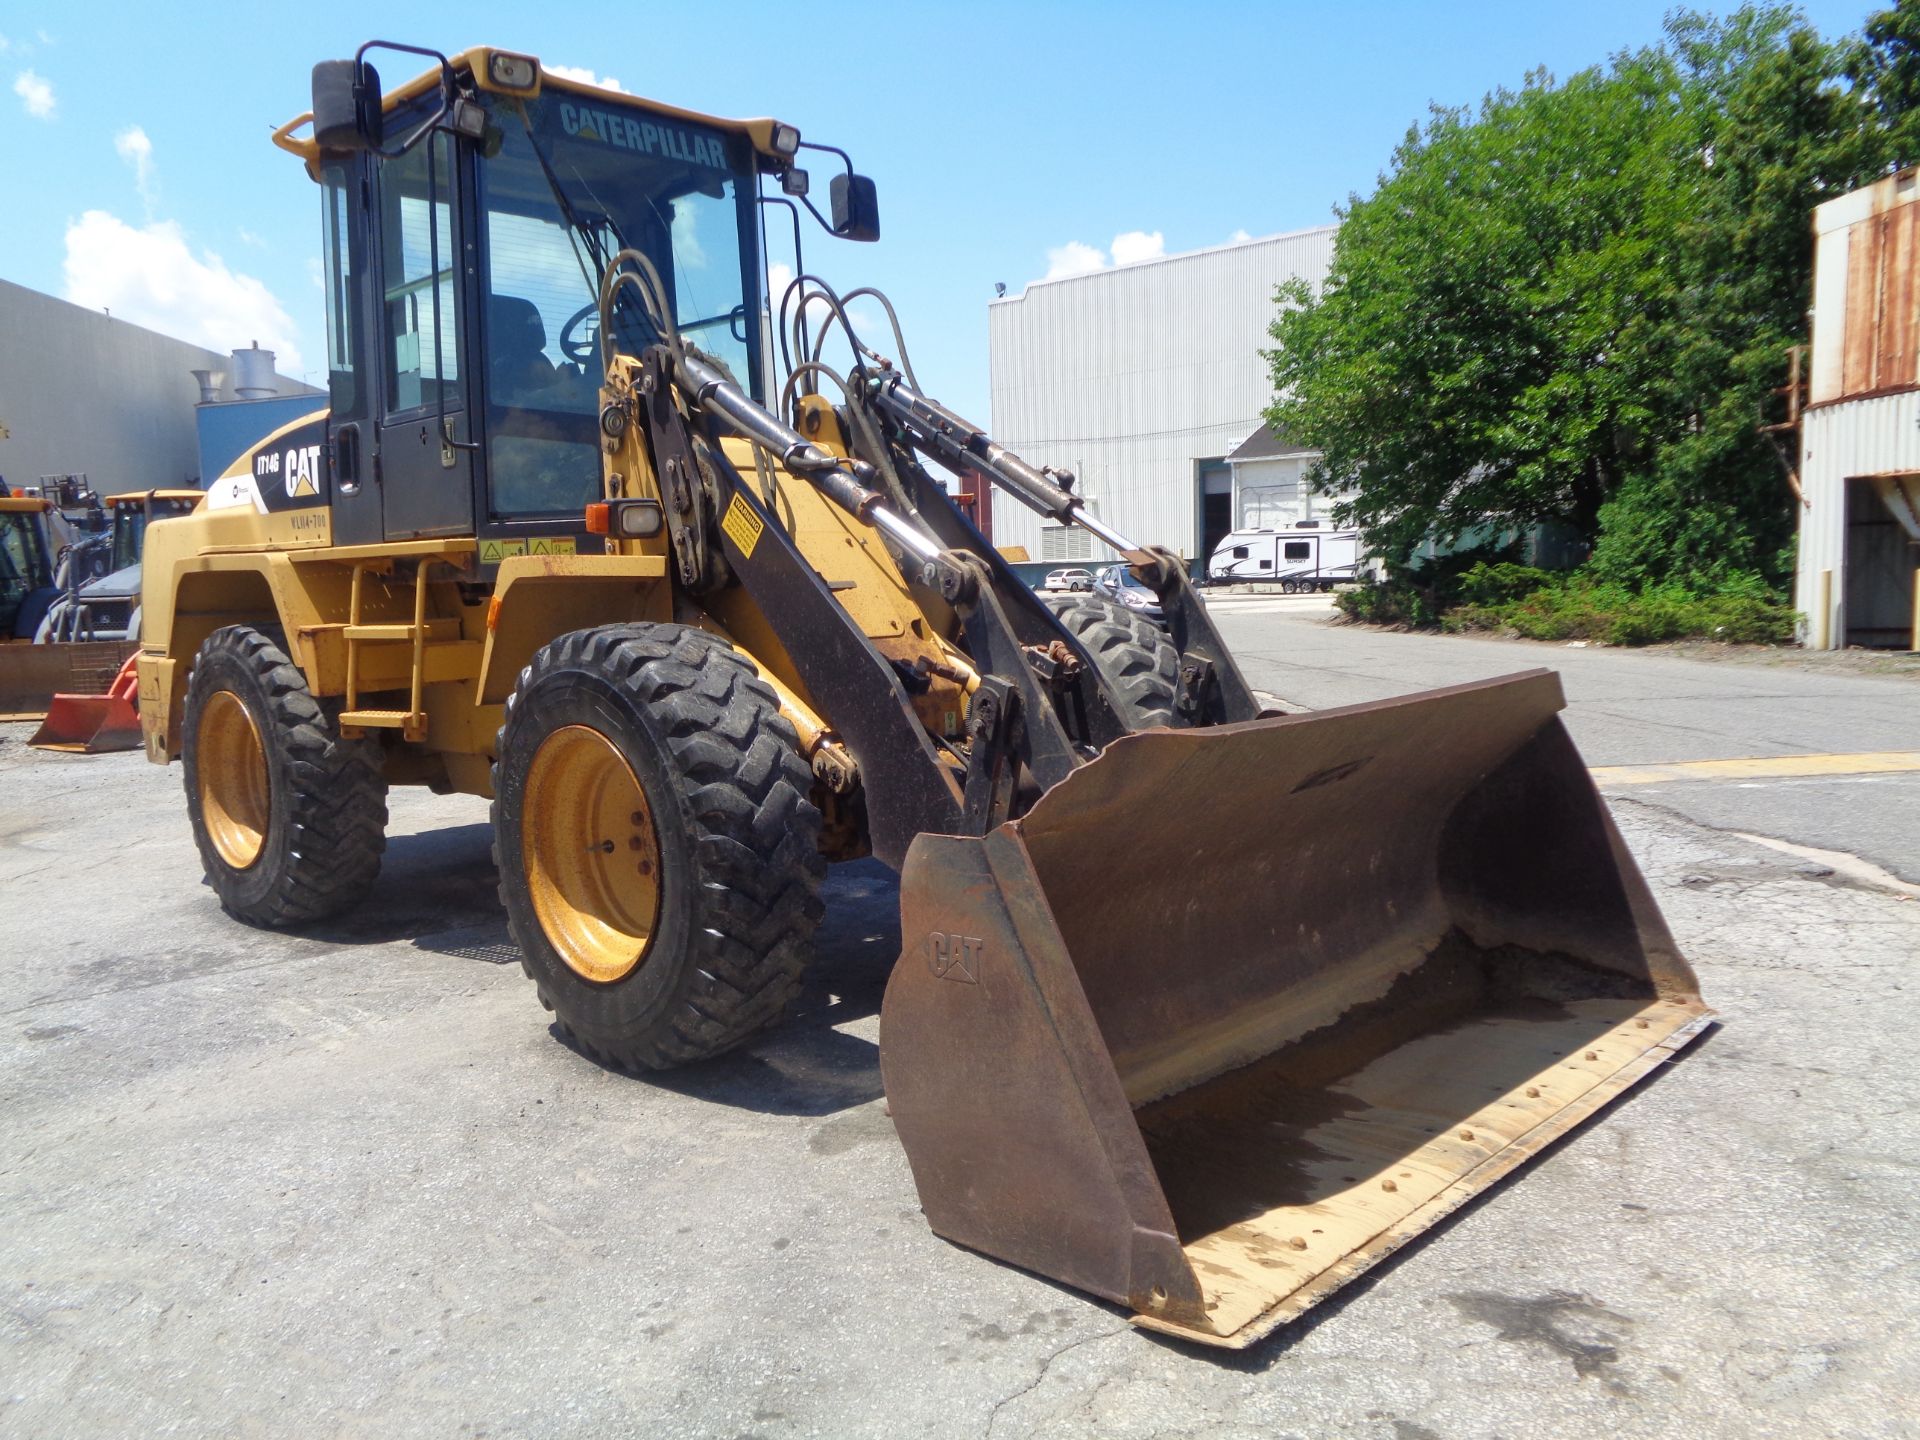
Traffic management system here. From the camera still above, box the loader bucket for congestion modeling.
[0,640,139,722]
[27,653,142,753]
[880,669,1712,1349]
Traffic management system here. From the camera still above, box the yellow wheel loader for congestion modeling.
[138,43,1713,1348]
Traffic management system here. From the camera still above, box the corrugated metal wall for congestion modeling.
[1801,170,1920,649]
[0,279,313,491]
[986,226,1337,561]
[1797,394,1920,646]
[1809,169,1920,406]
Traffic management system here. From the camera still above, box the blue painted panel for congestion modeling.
[195,396,327,485]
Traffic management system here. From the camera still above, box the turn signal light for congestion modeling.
[586,499,665,538]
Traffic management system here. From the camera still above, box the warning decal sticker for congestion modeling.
[721,493,764,558]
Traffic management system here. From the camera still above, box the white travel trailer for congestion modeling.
[1207,522,1363,590]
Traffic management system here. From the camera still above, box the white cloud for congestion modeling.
[307,256,325,290]
[767,261,795,300]
[14,69,54,119]
[845,301,889,343]
[546,63,625,93]
[1228,228,1253,245]
[1044,240,1107,281]
[115,125,156,212]
[1110,230,1165,266]
[1042,229,1173,282]
[63,210,303,373]
[670,196,706,269]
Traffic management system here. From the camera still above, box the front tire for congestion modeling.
[1042,593,1181,729]
[493,624,825,1070]
[181,625,388,926]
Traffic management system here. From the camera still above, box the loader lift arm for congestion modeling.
[852,367,1266,725]
[642,327,1126,848]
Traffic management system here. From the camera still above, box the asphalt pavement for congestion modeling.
[2,611,1916,1438]
[1209,594,1920,883]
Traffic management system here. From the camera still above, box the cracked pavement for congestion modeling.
[1,617,1916,1438]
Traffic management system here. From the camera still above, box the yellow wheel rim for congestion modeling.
[522,724,663,984]
[198,689,269,870]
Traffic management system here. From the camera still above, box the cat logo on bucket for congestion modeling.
[928,932,983,985]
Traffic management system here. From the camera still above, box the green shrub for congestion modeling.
[1439,574,1795,645]
[1455,562,1560,606]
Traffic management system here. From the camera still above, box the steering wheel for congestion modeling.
[558,303,600,365]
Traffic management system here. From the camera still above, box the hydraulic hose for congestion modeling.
[676,350,941,562]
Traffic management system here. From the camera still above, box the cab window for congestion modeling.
[379,132,461,416]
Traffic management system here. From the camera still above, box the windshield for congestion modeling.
[110,506,144,573]
[476,91,759,517]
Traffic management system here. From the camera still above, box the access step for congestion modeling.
[339,708,425,741]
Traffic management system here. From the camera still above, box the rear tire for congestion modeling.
[181,625,388,926]
[493,624,825,1070]
[1042,593,1181,729]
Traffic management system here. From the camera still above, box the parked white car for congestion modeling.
[1042,567,1094,592]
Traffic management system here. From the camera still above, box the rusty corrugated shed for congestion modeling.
[1797,172,1920,649]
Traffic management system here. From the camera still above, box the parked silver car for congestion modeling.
[1092,564,1165,622]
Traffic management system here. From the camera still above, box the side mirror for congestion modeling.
[311,59,384,152]
[830,173,881,242]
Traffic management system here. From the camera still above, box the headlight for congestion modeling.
[770,123,801,157]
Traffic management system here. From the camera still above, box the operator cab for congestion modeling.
[300,46,853,556]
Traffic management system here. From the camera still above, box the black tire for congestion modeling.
[181,625,388,926]
[1042,592,1181,729]
[493,624,826,1070]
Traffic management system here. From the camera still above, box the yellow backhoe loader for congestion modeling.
[138,43,1712,1348]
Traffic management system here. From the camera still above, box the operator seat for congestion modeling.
[485,294,602,514]
[489,295,560,406]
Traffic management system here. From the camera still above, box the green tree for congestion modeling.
[1267,6,1899,590]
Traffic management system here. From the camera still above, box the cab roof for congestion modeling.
[274,46,793,172]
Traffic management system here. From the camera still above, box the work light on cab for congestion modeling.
[487,51,539,94]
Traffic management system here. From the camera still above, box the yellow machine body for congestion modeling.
[136,46,1713,1349]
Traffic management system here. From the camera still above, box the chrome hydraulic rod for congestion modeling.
[677,350,941,562]
[864,370,1151,559]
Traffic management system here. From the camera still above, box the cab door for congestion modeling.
[373,129,476,540]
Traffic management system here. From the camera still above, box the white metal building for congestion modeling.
[0,279,311,493]
[1799,171,1920,650]
[1226,422,1353,529]
[987,226,1338,565]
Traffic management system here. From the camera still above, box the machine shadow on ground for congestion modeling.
[548,857,904,1117]
[304,817,904,1118]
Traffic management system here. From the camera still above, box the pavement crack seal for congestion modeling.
[1607,796,1920,902]
[982,1325,1129,1438]
[1724,832,1920,900]
[1446,1289,1633,1381]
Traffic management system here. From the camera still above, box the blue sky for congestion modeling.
[0,0,1885,424]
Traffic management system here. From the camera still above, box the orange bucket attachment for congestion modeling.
[28,653,143,753]
[880,669,1711,1348]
